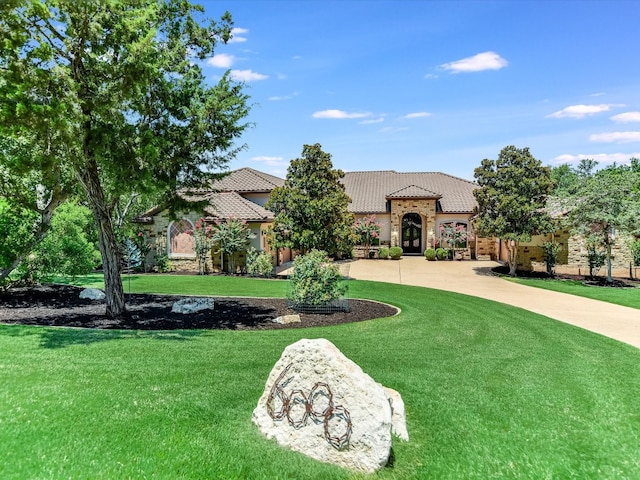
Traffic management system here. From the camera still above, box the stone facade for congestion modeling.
[389,199,437,251]
[518,230,636,276]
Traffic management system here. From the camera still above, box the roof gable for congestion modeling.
[203,191,274,221]
[386,184,441,199]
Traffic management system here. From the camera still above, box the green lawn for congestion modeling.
[1,275,639,479]
[507,277,640,310]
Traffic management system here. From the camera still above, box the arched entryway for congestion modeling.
[402,213,422,254]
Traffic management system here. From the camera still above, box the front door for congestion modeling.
[402,213,422,254]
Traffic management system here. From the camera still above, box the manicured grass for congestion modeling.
[507,277,640,310]
[2,276,639,479]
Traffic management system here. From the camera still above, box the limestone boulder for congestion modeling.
[271,314,301,324]
[171,297,214,314]
[79,288,105,301]
[252,338,408,473]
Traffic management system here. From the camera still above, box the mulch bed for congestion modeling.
[0,284,398,331]
[492,266,640,288]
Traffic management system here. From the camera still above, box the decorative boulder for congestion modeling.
[171,297,215,314]
[79,288,105,301]
[252,338,408,473]
[271,314,301,324]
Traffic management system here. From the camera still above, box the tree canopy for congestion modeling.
[0,0,250,316]
[560,160,640,282]
[473,145,555,275]
[266,144,356,257]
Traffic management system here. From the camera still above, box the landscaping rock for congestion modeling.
[271,314,301,324]
[384,387,409,441]
[171,297,215,314]
[252,338,407,473]
[79,288,105,301]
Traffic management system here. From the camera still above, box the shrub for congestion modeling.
[630,240,640,267]
[378,247,389,259]
[155,254,171,273]
[586,243,605,277]
[543,241,562,276]
[288,250,346,306]
[424,248,437,261]
[246,248,274,277]
[436,247,448,260]
[389,246,403,260]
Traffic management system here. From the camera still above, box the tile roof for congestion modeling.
[210,167,284,192]
[202,191,274,221]
[342,171,478,213]
[386,184,441,199]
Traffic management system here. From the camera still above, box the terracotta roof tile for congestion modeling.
[210,167,284,192]
[342,171,478,213]
[202,191,274,221]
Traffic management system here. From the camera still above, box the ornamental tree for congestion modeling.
[0,1,250,316]
[210,217,256,273]
[473,146,555,276]
[353,215,382,257]
[266,144,356,258]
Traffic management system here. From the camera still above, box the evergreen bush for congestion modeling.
[424,248,437,261]
[389,246,403,260]
[288,250,346,306]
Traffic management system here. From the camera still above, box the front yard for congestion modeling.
[1,276,639,479]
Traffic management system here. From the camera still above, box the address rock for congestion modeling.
[171,297,215,314]
[252,338,408,473]
[79,288,105,301]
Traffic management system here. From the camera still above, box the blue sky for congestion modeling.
[199,0,640,180]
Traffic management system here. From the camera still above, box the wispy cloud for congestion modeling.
[312,109,371,119]
[230,69,268,82]
[379,126,409,134]
[424,73,438,79]
[206,53,235,68]
[251,155,289,167]
[360,117,385,125]
[547,104,622,119]
[440,51,508,73]
[268,92,299,101]
[404,112,432,119]
[229,27,249,43]
[553,152,640,164]
[589,131,640,143]
[611,111,640,123]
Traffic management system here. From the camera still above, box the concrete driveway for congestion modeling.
[346,256,640,349]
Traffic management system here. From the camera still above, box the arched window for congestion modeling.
[439,222,468,249]
[168,219,194,257]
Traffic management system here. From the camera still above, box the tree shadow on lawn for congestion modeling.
[0,323,207,349]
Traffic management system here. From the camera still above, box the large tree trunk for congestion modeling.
[79,159,126,317]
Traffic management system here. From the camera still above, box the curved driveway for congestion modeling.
[347,257,640,349]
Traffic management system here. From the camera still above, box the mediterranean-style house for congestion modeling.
[136,167,493,271]
[136,167,636,276]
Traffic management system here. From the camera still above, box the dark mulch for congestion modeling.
[491,266,639,288]
[0,284,398,331]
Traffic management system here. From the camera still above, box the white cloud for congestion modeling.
[611,111,640,123]
[553,152,640,165]
[547,104,622,119]
[424,73,438,79]
[251,155,289,167]
[206,53,235,68]
[312,109,371,119]
[589,131,640,143]
[229,27,249,43]
[404,112,432,119]
[440,51,508,73]
[229,69,268,82]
